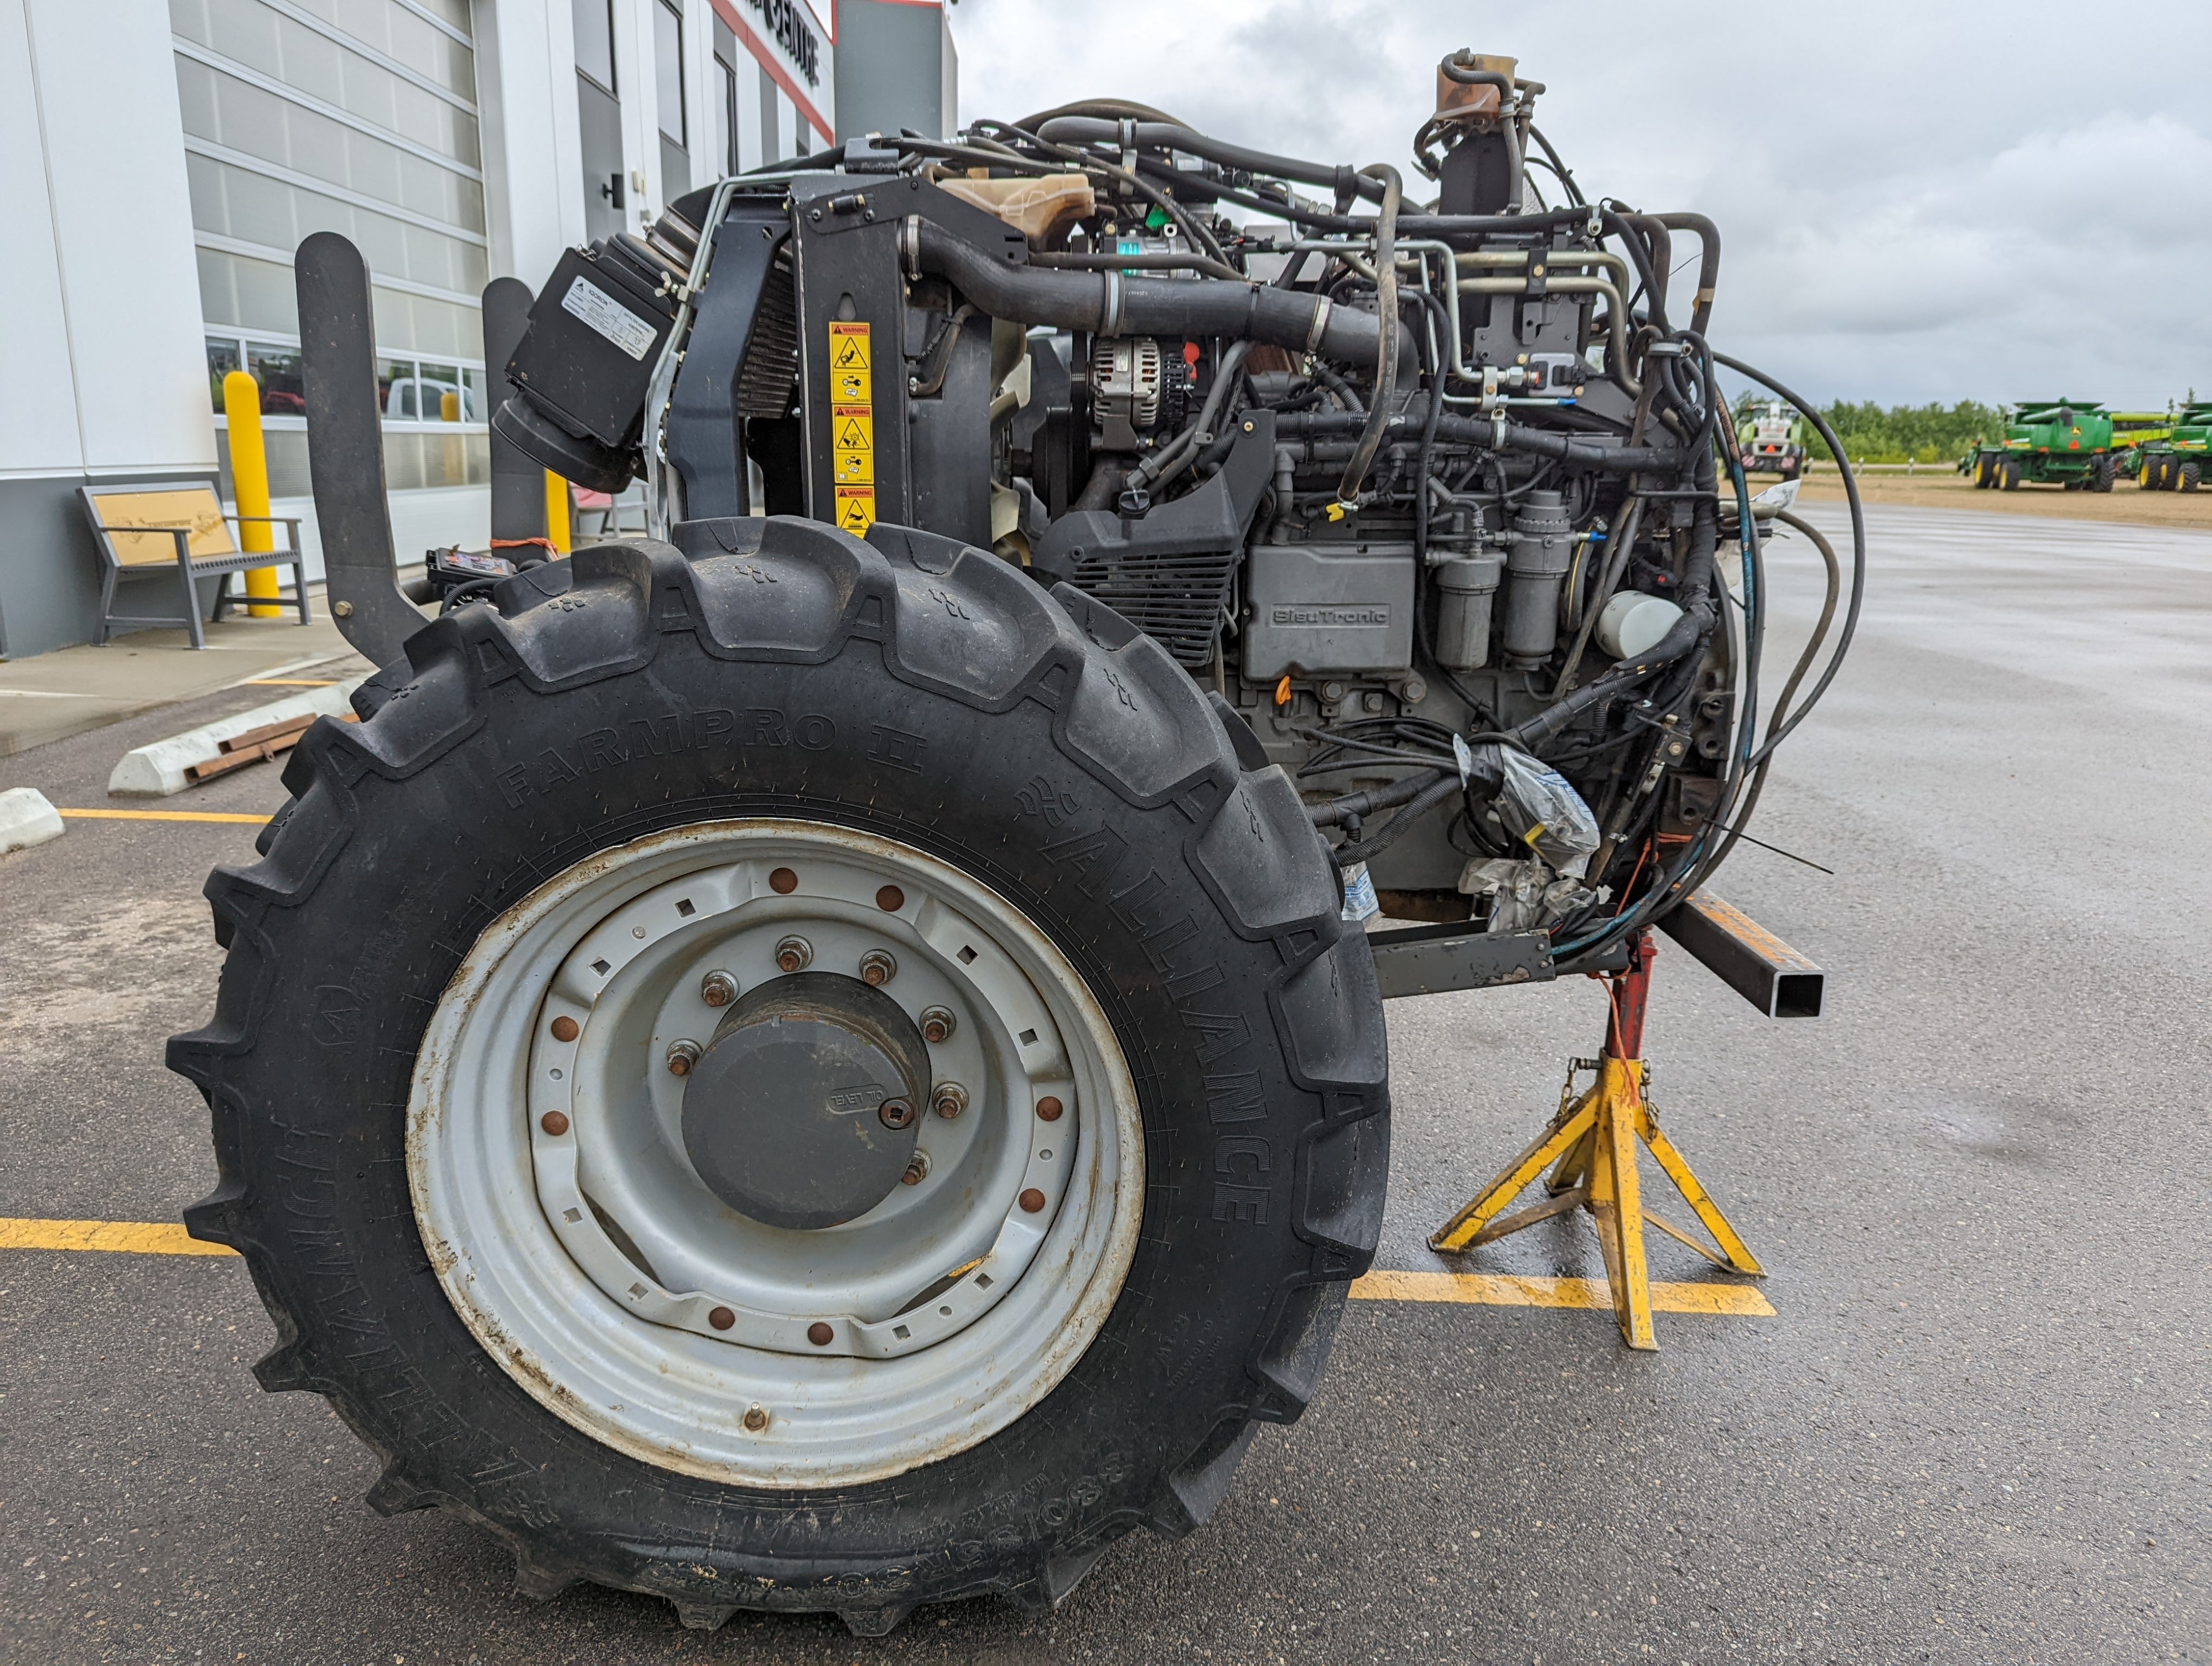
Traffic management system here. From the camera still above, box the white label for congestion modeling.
[560,277,657,361]
[1339,861,1380,923]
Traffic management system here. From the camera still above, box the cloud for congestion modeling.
[948,1,2212,407]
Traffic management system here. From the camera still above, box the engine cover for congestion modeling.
[1241,541,1415,677]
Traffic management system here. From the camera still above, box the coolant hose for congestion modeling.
[904,219,1381,362]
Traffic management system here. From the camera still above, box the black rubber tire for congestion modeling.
[2184,461,2202,492]
[1972,455,1991,489]
[2002,460,2021,490]
[169,518,1390,1635]
[2091,455,2114,493]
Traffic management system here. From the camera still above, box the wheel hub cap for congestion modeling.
[681,972,928,1230]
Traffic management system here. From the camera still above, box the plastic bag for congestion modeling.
[1494,749,1601,878]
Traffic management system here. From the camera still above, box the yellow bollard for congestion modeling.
[221,370,282,617]
[545,471,572,553]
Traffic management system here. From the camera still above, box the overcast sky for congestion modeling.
[946,2,2212,411]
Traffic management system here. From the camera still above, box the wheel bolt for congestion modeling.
[807,1321,834,1346]
[666,1039,702,1076]
[878,1096,917,1130]
[858,948,896,987]
[1036,1096,1064,1123]
[920,1005,956,1044]
[1019,1187,1047,1213]
[549,1015,579,1042]
[539,1111,570,1136]
[902,1152,931,1186]
[708,1305,735,1331]
[773,935,812,974]
[742,1403,769,1431]
[699,970,738,1008]
[932,1082,968,1120]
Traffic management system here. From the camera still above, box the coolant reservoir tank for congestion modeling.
[1595,590,1684,661]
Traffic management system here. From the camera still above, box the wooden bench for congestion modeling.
[79,481,312,649]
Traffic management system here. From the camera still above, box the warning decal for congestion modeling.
[829,321,871,370]
[828,321,875,532]
[835,485,875,534]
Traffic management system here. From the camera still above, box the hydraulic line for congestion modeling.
[1335,164,1403,507]
[1712,352,1867,764]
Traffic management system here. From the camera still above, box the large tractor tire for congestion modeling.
[169,519,1389,1634]
[2001,459,2022,490]
[2091,455,2115,493]
[2184,461,2202,492]
[1972,454,1993,489]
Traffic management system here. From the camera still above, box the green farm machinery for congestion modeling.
[2130,403,2211,491]
[1961,399,2116,491]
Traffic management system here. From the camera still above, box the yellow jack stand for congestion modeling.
[1427,930,1764,1350]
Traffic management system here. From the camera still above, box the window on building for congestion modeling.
[206,338,242,413]
[377,358,486,422]
[717,54,738,174]
[246,344,305,416]
[655,1,685,146]
[794,124,808,158]
[574,0,616,95]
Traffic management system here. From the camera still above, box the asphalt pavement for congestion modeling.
[1,502,2205,1664]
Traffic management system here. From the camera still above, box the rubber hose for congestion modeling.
[907,220,1380,362]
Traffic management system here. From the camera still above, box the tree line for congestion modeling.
[1808,401,2008,465]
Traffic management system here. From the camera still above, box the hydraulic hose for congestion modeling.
[1335,164,1403,507]
[1711,351,1866,761]
[902,219,1382,361]
[1034,116,1389,205]
[1271,404,1690,474]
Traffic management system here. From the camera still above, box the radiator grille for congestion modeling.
[1062,549,1235,669]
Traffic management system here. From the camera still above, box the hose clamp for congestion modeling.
[1098,270,1125,338]
[1304,297,1333,355]
[901,215,922,281]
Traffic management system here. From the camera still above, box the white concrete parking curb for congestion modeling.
[108,680,365,798]
[0,787,66,854]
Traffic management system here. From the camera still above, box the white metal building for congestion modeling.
[1,0,954,658]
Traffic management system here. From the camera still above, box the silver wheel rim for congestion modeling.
[408,819,1144,1487]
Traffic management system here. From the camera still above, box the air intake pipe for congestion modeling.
[901,219,1383,362]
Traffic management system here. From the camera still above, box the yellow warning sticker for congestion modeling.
[829,321,874,526]
[833,406,874,484]
[829,320,871,371]
[835,485,876,534]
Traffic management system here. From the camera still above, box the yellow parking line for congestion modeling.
[1349,1268,1774,1316]
[0,1218,1769,1318]
[56,808,272,824]
[0,1217,235,1257]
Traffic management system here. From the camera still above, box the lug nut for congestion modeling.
[920,1005,957,1044]
[539,1111,570,1136]
[708,1305,735,1331]
[902,1152,931,1186]
[742,1403,769,1431]
[858,948,897,987]
[878,1096,917,1130]
[1036,1095,1064,1123]
[549,1015,579,1042]
[931,1082,968,1120]
[807,1321,834,1346]
[699,970,739,1008]
[774,935,813,974]
[1019,1187,1047,1213]
[665,1039,702,1077]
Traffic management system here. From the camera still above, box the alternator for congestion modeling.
[1091,336,1164,449]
